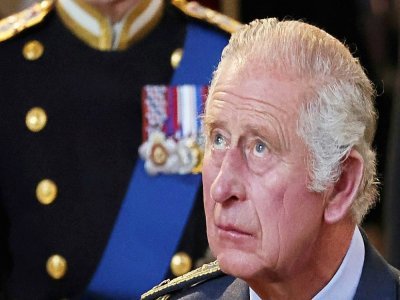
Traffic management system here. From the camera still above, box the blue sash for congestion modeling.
[86,23,227,299]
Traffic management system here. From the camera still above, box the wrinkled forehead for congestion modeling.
[206,58,312,117]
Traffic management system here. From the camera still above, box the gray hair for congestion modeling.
[208,18,378,223]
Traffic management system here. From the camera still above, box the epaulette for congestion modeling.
[141,261,223,300]
[0,0,54,43]
[172,0,242,34]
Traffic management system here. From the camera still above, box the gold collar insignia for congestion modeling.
[0,0,54,42]
[172,0,242,34]
[56,0,164,51]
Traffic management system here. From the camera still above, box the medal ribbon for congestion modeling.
[142,85,206,142]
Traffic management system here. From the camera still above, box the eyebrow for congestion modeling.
[244,124,271,138]
[203,117,289,153]
[243,123,284,153]
[204,94,291,151]
[243,106,290,152]
[203,118,225,133]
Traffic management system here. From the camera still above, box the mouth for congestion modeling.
[216,223,253,237]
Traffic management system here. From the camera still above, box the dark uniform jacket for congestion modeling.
[142,232,400,299]
[0,0,241,299]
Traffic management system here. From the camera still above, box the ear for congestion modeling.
[324,149,364,224]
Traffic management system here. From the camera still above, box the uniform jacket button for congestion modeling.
[170,48,183,69]
[46,254,67,279]
[23,40,44,60]
[26,107,47,132]
[170,251,192,276]
[36,179,57,205]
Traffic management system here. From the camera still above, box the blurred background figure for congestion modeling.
[0,0,240,299]
[0,0,239,17]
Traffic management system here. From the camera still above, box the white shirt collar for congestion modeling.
[249,226,365,300]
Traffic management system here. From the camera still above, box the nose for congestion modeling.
[210,148,246,204]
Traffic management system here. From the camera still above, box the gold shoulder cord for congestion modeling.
[0,0,55,42]
[141,261,221,300]
[171,0,242,34]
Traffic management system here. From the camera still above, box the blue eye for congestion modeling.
[213,133,226,150]
[253,141,267,157]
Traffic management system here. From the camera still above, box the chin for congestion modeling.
[215,248,260,280]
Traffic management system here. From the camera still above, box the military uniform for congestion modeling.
[140,261,249,300]
[141,234,400,300]
[0,0,241,299]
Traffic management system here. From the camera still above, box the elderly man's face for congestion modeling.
[202,61,327,281]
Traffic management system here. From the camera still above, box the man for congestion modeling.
[142,18,400,299]
[0,0,241,299]
[242,0,393,257]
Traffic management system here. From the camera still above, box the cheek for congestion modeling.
[251,169,319,244]
[271,183,324,259]
[250,171,287,218]
[247,173,287,241]
[281,175,324,225]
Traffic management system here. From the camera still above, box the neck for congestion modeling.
[84,0,142,23]
[250,218,355,300]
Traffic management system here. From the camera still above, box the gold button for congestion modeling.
[170,252,192,276]
[26,107,47,132]
[36,179,57,205]
[170,48,183,69]
[22,40,44,60]
[46,254,67,279]
[23,40,44,61]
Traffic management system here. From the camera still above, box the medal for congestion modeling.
[139,85,207,175]
[150,143,169,166]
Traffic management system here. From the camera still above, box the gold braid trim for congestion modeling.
[141,261,221,300]
[171,0,242,34]
[0,0,54,42]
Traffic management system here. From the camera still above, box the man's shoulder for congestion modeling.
[171,0,242,34]
[141,261,224,300]
[389,265,400,280]
[0,0,54,43]
[386,265,400,299]
[355,231,400,299]
[141,261,249,300]
[389,265,400,291]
